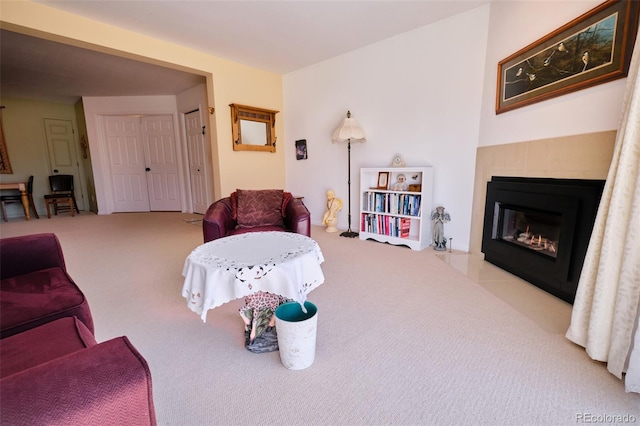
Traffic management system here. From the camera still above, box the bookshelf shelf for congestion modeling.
[359,167,433,251]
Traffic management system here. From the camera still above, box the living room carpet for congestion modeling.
[1,212,638,425]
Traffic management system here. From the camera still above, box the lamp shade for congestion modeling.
[332,111,366,143]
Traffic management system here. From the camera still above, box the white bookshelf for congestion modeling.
[359,167,433,251]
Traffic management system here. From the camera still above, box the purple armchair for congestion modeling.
[1,317,156,425]
[203,190,311,243]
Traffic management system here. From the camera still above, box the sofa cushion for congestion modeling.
[0,267,94,338]
[0,317,97,378]
[231,190,293,220]
[235,189,285,229]
[281,192,293,217]
[230,191,238,219]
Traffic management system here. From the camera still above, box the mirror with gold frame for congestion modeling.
[229,103,278,152]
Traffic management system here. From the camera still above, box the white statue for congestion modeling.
[322,189,343,233]
[430,206,450,251]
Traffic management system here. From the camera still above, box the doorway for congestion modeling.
[43,118,86,211]
[185,109,209,214]
[103,115,181,212]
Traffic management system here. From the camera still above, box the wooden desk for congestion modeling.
[0,182,30,220]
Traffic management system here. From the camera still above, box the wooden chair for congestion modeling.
[1,175,39,221]
[44,175,79,218]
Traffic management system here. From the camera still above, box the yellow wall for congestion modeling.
[0,0,285,198]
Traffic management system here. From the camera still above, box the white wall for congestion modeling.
[284,1,631,252]
[284,6,491,251]
[478,0,627,146]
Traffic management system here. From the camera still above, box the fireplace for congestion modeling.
[481,177,604,304]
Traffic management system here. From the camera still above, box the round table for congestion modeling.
[182,232,325,323]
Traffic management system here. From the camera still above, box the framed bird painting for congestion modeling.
[496,0,639,114]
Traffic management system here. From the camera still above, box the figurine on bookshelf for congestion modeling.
[322,189,343,233]
[430,206,451,251]
[390,174,408,191]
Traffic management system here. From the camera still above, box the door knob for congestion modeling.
[145,167,151,171]
[53,169,59,173]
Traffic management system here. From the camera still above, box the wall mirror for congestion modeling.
[230,103,278,152]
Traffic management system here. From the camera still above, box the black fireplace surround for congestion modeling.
[481,177,604,304]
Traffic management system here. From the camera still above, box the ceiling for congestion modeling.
[1,1,489,104]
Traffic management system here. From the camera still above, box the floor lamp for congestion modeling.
[332,111,366,238]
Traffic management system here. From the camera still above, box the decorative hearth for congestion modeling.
[481,177,604,304]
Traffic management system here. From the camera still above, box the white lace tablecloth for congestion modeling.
[182,232,325,322]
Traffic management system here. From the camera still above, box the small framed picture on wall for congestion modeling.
[295,139,308,160]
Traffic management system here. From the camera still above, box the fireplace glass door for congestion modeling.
[497,205,561,259]
[482,177,604,304]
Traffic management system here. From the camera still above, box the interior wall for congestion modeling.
[212,62,284,196]
[284,1,631,252]
[1,0,285,201]
[470,0,630,254]
[3,1,631,239]
[478,0,627,147]
[284,6,491,251]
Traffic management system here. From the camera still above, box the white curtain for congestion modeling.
[565,27,640,393]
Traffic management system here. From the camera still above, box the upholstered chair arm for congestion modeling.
[0,337,157,426]
[203,197,236,243]
[0,233,67,279]
[284,198,311,237]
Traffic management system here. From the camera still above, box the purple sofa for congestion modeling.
[0,317,156,425]
[0,233,156,425]
[0,233,94,338]
[203,190,311,243]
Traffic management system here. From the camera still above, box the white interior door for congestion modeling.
[103,115,181,212]
[43,118,85,210]
[103,116,150,212]
[141,116,181,211]
[185,110,208,214]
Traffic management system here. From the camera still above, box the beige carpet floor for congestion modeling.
[1,212,639,425]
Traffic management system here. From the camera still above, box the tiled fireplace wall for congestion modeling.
[469,131,616,255]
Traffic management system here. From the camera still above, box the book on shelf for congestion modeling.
[361,213,411,238]
[364,191,422,217]
[400,218,410,238]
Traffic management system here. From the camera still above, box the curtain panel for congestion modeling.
[566,24,640,393]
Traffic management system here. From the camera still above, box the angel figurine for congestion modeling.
[430,206,451,251]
